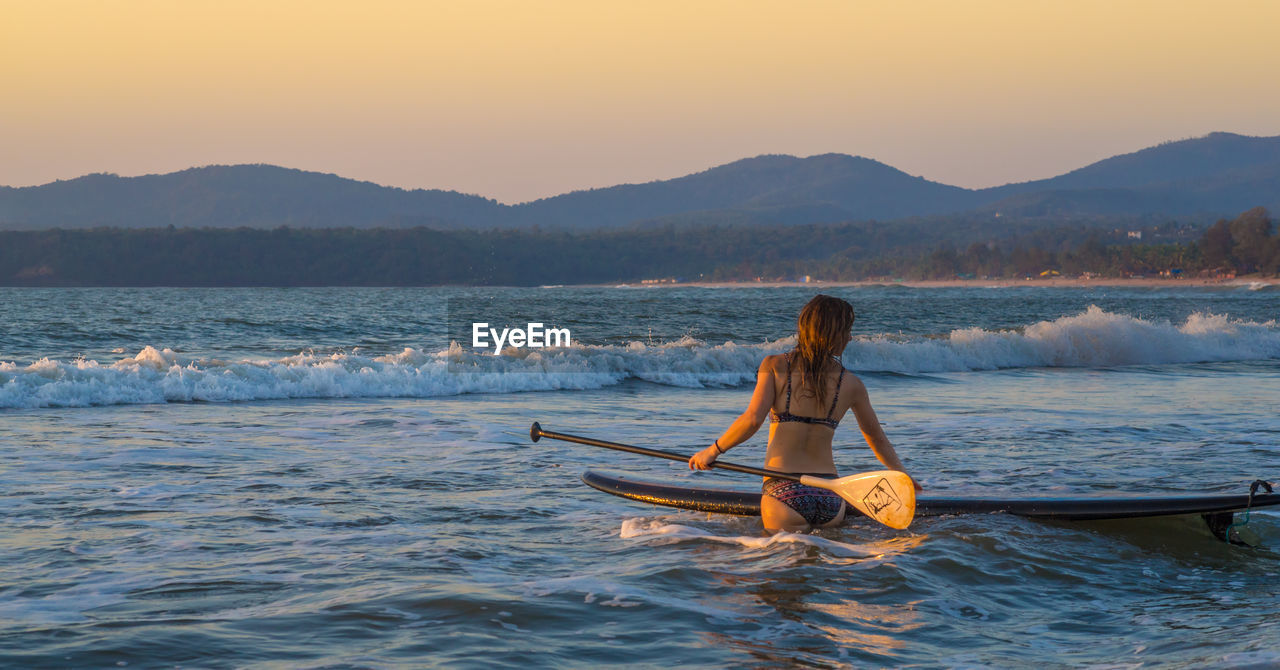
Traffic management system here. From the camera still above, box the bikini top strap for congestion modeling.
[826,365,845,420]
[783,352,793,412]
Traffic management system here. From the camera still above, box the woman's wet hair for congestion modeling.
[793,294,855,406]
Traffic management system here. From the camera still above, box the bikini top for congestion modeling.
[770,352,845,430]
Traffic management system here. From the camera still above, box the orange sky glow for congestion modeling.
[3,0,1279,203]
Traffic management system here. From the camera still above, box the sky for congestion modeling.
[4,0,1279,204]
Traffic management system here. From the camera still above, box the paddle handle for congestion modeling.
[530,422,802,483]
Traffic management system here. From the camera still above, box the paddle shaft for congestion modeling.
[530,422,805,483]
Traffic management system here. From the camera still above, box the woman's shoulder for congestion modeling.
[758,353,788,371]
[839,368,868,397]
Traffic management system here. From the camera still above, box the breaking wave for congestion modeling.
[2,306,1277,408]
[845,306,1280,372]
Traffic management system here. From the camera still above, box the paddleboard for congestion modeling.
[581,469,1280,522]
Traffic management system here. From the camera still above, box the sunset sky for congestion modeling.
[4,0,1279,203]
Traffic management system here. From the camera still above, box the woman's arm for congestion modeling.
[688,357,776,470]
[849,377,922,491]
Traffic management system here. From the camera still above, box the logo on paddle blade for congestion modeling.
[862,478,902,515]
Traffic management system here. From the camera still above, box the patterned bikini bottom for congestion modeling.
[762,475,846,526]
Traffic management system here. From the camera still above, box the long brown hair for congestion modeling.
[792,294,855,406]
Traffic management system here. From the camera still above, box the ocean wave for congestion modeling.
[0,338,772,409]
[1,307,1277,408]
[846,306,1280,373]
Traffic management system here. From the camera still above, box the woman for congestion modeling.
[688,295,920,533]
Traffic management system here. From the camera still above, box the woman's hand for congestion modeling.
[688,445,720,470]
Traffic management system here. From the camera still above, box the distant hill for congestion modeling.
[994,132,1280,192]
[976,132,1280,217]
[508,153,981,228]
[2,133,1278,230]
[0,165,507,230]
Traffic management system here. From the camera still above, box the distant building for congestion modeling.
[1127,231,1143,239]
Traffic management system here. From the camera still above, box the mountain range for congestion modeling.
[2,132,1278,231]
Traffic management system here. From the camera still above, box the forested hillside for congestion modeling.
[2,209,1273,286]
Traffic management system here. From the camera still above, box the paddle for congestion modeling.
[530,422,915,529]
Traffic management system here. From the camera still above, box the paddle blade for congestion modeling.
[801,470,916,529]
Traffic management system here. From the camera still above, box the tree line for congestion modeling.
[1,208,1274,286]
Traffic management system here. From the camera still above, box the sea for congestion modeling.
[2,284,1278,668]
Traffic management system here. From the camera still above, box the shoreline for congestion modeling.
[614,276,1279,289]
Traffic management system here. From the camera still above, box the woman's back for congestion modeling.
[762,352,853,474]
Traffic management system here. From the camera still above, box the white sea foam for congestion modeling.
[847,306,1280,373]
[619,518,879,558]
[1,307,1277,408]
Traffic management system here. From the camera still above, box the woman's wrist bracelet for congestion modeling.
[713,439,725,454]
